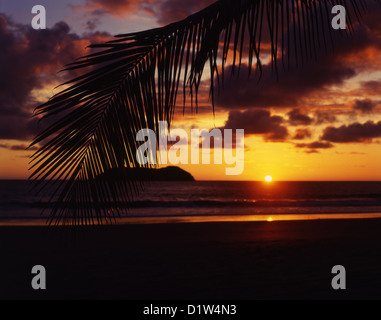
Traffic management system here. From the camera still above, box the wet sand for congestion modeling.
[1,219,381,299]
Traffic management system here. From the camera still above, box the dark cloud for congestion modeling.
[0,143,38,151]
[214,8,381,111]
[295,141,334,154]
[314,111,337,125]
[0,14,111,140]
[361,1,381,38]
[292,128,312,140]
[0,116,40,140]
[295,141,334,149]
[321,121,381,143]
[222,109,288,141]
[305,149,320,154]
[10,144,38,151]
[84,0,215,24]
[215,61,356,109]
[361,80,381,95]
[350,152,367,155]
[85,10,106,31]
[154,0,215,24]
[353,99,377,114]
[86,0,139,12]
[287,109,313,126]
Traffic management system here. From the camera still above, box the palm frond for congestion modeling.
[29,0,378,225]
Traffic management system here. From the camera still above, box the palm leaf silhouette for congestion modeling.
[29,0,378,225]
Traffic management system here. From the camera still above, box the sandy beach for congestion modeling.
[1,218,381,300]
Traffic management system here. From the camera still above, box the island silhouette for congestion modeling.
[97,166,195,181]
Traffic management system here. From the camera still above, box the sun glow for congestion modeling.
[265,175,273,182]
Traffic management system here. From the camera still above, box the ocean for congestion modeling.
[1,180,381,224]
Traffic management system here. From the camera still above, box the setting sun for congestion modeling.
[265,175,273,182]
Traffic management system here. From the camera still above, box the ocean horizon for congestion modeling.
[1,180,381,225]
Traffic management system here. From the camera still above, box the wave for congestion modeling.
[2,198,381,209]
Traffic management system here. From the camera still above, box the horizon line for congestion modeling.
[1,179,381,183]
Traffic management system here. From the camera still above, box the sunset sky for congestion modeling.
[1,0,381,180]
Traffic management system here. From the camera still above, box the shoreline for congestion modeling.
[1,212,381,226]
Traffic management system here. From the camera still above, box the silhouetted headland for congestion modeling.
[97,166,195,181]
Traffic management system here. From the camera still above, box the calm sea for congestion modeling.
[1,180,381,224]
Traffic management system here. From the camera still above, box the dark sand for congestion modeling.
[1,219,381,300]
